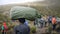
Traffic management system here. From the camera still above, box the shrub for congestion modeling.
[30,26,36,33]
[46,26,52,34]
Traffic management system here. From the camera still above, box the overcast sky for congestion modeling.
[0,0,44,5]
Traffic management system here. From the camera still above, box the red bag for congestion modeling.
[4,26,8,31]
[3,22,8,31]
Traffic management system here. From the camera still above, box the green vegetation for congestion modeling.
[30,26,36,33]
[0,4,60,17]
[0,14,10,22]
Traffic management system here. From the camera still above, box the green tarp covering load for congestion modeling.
[10,6,39,20]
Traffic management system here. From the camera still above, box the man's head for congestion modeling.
[18,18,25,24]
[52,16,55,17]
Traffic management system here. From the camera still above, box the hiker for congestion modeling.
[40,17,45,28]
[34,17,41,27]
[43,16,48,27]
[34,18,39,26]
[14,18,30,34]
[1,22,8,34]
[52,16,56,30]
[48,16,52,26]
[45,16,48,27]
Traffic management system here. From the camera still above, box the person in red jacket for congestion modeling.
[52,16,56,30]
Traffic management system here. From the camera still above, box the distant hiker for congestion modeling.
[1,25,4,34]
[14,18,30,34]
[40,17,45,28]
[43,16,48,27]
[52,16,56,30]
[34,18,38,26]
[48,16,52,25]
[1,22,8,34]
[45,16,48,27]
[34,18,41,27]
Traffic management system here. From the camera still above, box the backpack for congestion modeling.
[52,17,56,24]
[4,25,8,31]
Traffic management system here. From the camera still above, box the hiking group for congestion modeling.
[34,15,57,30]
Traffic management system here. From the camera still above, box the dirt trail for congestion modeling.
[35,27,48,34]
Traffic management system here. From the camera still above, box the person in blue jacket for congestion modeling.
[14,18,30,34]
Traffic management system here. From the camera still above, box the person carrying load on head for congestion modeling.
[14,18,30,34]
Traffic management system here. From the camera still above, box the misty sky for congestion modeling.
[0,0,44,5]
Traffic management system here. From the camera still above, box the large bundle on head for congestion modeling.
[10,6,39,21]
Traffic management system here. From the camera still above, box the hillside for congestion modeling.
[0,1,60,17]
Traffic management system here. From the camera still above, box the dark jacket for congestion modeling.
[14,24,30,34]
